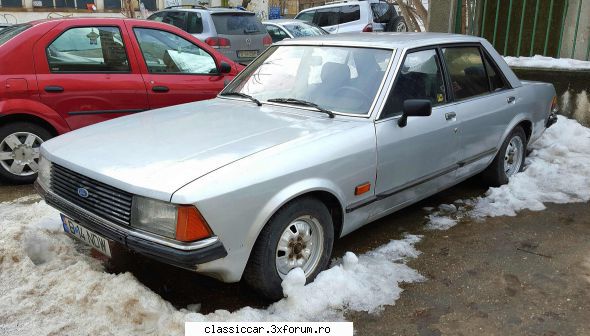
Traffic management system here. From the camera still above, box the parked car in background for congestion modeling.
[0,18,242,184]
[294,0,407,33]
[36,32,557,300]
[147,6,272,64]
[263,19,328,42]
[0,23,12,31]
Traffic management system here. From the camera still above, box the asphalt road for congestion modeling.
[2,179,589,335]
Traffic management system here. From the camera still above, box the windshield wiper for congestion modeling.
[219,92,262,106]
[267,98,335,118]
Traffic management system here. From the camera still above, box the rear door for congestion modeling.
[313,7,340,33]
[128,24,227,109]
[210,12,268,63]
[34,20,149,130]
[336,4,362,33]
[440,45,515,178]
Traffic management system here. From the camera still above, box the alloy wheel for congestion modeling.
[0,132,43,176]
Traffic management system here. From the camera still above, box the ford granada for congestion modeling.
[35,33,558,300]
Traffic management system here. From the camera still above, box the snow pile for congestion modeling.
[504,55,590,70]
[426,116,590,227]
[0,197,423,335]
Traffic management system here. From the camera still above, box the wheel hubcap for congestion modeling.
[0,132,43,177]
[275,215,324,279]
[504,136,524,177]
[397,22,407,32]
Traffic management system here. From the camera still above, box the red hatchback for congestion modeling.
[0,18,243,183]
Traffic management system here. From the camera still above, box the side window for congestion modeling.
[339,5,360,24]
[187,12,204,34]
[314,8,339,27]
[382,49,446,119]
[442,46,489,100]
[296,10,315,23]
[147,12,166,22]
[46,26,129,73]
[162,11,188,31]
[265,25,289,43]
[483,52,509,91]
[371,3,391,23]
[134,28,217,74]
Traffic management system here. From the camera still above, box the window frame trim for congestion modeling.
[132,27,221,76]
[376,45,450,121]
[45,25,132,74]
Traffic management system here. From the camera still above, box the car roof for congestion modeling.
[262,19,308,25]
[276,32,487,49]
[298,0,370,11]
[26,17,162,26]
[158,6,255,14]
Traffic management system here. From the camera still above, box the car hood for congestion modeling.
[42,98,358,201]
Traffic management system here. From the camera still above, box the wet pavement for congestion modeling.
[2,178,589,334]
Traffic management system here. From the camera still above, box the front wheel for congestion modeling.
[0,122,52,184]
[244,198,334,301]
[481,126,527,187]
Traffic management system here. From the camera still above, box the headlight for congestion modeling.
[131,196,177,238]
[37,155,51,188]
[131,196,212,242]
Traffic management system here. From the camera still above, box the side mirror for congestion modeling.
[398,99,432,127]
[218,61,232,74]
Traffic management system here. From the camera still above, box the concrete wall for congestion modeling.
[512,68,590,126]
[426,0,454,33]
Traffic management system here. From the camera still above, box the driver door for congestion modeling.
[372,48,460,217]
[128,25,227,109]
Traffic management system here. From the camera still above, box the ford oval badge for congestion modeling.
[77,187,89,198]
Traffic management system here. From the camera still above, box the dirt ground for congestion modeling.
[2,179,589,335]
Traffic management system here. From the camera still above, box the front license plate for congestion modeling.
[238,50,258,58]
[61,214,112,257]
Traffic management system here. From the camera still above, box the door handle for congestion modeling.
[152,86,169,93]
[507,96,516,104]
[44,86,64,93]
[445,112,456,120]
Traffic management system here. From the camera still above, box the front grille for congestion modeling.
[50,164,133,226]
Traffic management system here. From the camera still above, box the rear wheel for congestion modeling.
[481,126,526,187]
[244,197,334,301]
[0,122,52,184]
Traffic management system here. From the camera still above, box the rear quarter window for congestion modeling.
[211,13,265,35]
[0,24,31,46]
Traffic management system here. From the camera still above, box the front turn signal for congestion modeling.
[175,206,212,242]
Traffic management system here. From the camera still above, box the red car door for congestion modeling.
[125,21,232,109]
[34,19,149,130]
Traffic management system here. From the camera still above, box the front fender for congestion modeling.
[0,99,70,134]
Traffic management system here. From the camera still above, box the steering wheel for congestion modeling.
[339,86,372,102]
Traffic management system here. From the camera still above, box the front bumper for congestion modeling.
[34,181,228,270]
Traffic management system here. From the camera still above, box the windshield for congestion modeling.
[0,24,31,47]
[283,22,327,37]
[223,45,393,115]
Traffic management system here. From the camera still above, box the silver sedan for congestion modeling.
[36,33,557,300]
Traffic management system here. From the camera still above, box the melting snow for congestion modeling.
[426,116,590,228]
[504,55,590,70]
[0,198,422,335]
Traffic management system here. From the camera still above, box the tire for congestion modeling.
[0,122,52,184]
[481,126,527,187]
[386,16,408,32]
[243,197,334,301]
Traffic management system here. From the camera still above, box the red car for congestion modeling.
[0,18,243,184]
